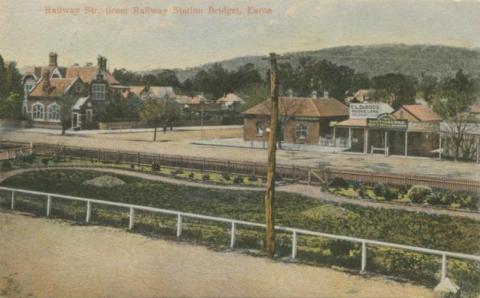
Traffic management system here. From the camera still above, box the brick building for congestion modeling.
[243,94,349,145]
[22,53,121,129]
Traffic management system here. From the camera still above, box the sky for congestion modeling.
[1,0,479,71]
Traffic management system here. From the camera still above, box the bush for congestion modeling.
[222,173,231,181]
[248,175,257,182]
[407,185,432,204]
[329,177,349,189]
[233,176,244,184]
[373,183,387,197]
[202,174,210,181]
[384,188,399,201]
[19,154,36,163]
[326,240,355,256]
[171,168,183,176]
[41,158,51,166]
[151,163,160,171]
[1,160,12,170]
[189,172,195,179]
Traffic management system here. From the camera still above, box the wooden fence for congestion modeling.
[25,142,480,193]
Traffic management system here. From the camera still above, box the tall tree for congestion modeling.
[433,69,475,161]
[371,73,417,109]
[0,92,22,119]
[140,98,180,141]
[58,94,76,135]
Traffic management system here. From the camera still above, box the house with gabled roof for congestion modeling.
[243,92,349,144]
[23,53,122,129]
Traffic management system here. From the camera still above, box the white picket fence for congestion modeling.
[1,186,479,287]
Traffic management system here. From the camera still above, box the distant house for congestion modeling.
[345,89,376,103]
[22,52,121,129]
[470,101,480,120]
[175,95,220,112]
[393,104,442,123]
[217,93,245,110]
[243,93,349,145]
[124,86,176,101]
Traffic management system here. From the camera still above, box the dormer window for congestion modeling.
[75,83,82,93]
[51,73,60,79]
[96,73,104,81]
[92,83,106,100]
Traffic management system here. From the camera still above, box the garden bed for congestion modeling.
[1,169,479,295]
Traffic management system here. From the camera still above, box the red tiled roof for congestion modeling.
[65,66,119,85]
[29,78,79,98]
[336,118,368,127]
[243,97,348,118]
[400,104,442,122]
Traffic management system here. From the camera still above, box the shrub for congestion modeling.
[248,175,257,182]
[1,160,12,170]
[222,173,231,181]
[189,172,195,179]
[326,240,355,256]
[151,163,160,171]
[233,176,244,184]
[407,185,432,204]
[329,177,349,189]
[202,174,210,181]
[19,154,36,163]
[41,158,51,166]
[384,188,399,201]
[171,168,183,176]
[373,183,387,197]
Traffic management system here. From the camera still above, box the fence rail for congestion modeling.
[1,186,479,287]
[30,143,480,192]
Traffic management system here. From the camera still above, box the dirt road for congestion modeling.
[0,212,433,298]
[1,128,479,180]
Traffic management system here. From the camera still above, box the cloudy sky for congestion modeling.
[1,0,479,70]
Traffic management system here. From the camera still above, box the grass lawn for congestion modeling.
[1,169,479,295]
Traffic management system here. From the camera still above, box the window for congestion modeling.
[296,123,308,139]
[32,103,44,120]
[92,83,106,100]
[47,103,60,121]
[256,121,264,136]
[75,83,82,93]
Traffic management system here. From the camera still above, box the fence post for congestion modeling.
[10,191,15,210]
[230,222,236,249]
[85,201,91,223]
[361,241,367,274]
[441,254,447,281]
[308,170,311,185]
[128,207,135,230]
[176,214,182,237]
[291,230,297,259]
[46,195,52,217]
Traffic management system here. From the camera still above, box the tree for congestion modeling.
[0,92,22,119]
[58,94,76,135]
[140,98,180,141]
[371,73,417,109]
[433,70,476,161]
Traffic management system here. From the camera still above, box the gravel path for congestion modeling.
[0,212,434,298]
[1,166,479,220]
[1,129,478,180]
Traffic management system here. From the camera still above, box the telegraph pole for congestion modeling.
[264,52,280,257]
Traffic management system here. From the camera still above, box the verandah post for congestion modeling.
[86,201,91,223]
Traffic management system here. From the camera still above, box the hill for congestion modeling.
[150,44,480,82]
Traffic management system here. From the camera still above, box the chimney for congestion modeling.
[49,52,58,67]
[323,91,329,98]
[97,55,107,71]
[42,70,50,91]
[311,91,317,99]
[102,57,107,71]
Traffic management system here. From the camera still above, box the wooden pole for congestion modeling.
[264,52,280,258]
